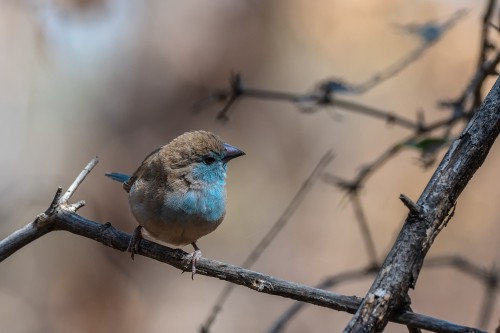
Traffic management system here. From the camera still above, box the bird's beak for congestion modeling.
[222,143,245,163]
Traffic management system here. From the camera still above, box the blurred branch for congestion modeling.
[425,255,492,279]
[476,260,499,329]
[268,266,378,333]
[358,9,468,94]
[473,0,497,109]
[0,158,487,333]
[426,255,500,329]
[202,9,468,130]
[394,9,467,44]
[201,150,334,332]
[342,75,500,332]
[209,73,422,130]
[320,41,500,206]
[349,193,379,266]
[273,254,498,333]
[204,9,485,196]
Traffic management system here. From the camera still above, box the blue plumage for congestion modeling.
[105,172,131,183]
[105,130,244,277]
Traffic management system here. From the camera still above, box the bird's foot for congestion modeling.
[127,225,143,260]
[189,249,202,280]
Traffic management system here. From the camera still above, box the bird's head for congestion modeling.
[163,130,245,184]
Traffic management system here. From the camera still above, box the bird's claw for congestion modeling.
[127,225,143,260]
[189,249,202,280]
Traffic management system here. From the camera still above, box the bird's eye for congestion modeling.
[203,156,216,165]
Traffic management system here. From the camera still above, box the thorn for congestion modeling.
[67,200,86,212]
[399,194,422,216]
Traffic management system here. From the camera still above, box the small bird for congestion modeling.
[106,130,244,278]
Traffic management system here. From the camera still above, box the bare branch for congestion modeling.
[0,220,55,262]
[358,8,468,94]
[35,187,63,224]
[473,0,498,108]
[269,266,377,333]
[60,156,99,204]
[343,74,500,333]
[0,158,99,261]
[477,261,499,329]
[271,252,500,333]
[349,193,379,266]
[0,156,486,333]
[425,254,500,330]
[425,255,491,279]
[208,9,468,129]
[213,75,422,130]
[0,210,486,333]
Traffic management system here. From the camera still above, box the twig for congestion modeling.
[477,261,499,329]
[201,150,335,332]
[322,140,404,192]
[60,156,99,204]
[322,111,465,194]
[214,77,421,130]
[35,187,62,224]
[471,51,500,110]
[399,194,422,216]
[426,253,500,329]
[349,193,379,266]
[0,158,99,262]
[210,10,468,126]
[394,9,467,45]
[424,254,499,329]
[332,99,418,130]
[425,255,490,279]
[472,0,497,109]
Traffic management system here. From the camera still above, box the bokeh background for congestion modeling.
[1,0,499,332]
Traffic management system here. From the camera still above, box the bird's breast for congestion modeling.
[163,184,227,223]
[128,178,228,246]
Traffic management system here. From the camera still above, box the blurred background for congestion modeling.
[0,0,499,332]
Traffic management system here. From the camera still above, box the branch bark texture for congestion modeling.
[0,207,485,333]
[343,77,500,333]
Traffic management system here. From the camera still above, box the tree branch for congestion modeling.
[0,157,487,333]
[343,75,500,332]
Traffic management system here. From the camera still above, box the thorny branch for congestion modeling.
[197,4,500,332]
[343,73,499,332]
[0,4,498,333]
[0,158,487,333]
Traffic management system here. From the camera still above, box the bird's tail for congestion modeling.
[105,172,131,183]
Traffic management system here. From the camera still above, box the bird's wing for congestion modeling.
[124,145,164,193]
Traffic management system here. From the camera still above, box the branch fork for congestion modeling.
[35,157,98,226]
